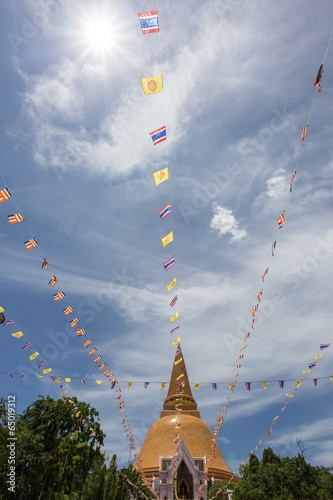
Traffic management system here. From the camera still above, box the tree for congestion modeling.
[0,396,154,499]
[0,395,105,499]
[232,447,333,500]
[207,480,230,499]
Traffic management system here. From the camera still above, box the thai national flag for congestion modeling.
[150,126,166,146]
[137,11,159,34]
[163,256,175,271]
[169,295,178,307]
[22,341,32,350]
[3,319,14,327]
[158,204,172,220]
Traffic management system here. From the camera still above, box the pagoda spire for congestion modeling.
[160,343,200,418]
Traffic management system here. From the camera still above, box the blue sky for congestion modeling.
[1,0,333,474]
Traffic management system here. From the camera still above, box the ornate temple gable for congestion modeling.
[159,439,208,500]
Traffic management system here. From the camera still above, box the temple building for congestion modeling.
[134,344,238,499]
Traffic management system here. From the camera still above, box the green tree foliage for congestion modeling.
[82,454,155,499]
[0,395,105,498]
[0,396,154,500]
[207,480,230,499]
[231,447,333,500]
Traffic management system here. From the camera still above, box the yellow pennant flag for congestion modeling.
[302,369,311,374]
[194,383,201,390]
[229,383,235,392]
[167,278,176,291]
[65,377,71,383]
[174,357,183,366]
[160,382,167,391]
[153,167,169,186]
[0,306,4,313]
[161,231,174,248]
[172,336,181,346]
[37,374,43,378]
[141,73,163,95]
[285,393,294,398]
[262,381,268,390]
[29,351,39,361]
[11,331,24,338]
[127,382,133,389]
[170,311,179,323]
[176,374,184,380]
[61,390,68,395]
[95,380,102,385]
[56,378,61,383]
[330,377,333,383]
[42,368,52,374]
[314,353,323,360]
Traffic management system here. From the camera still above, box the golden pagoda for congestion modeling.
[134,344,238,499]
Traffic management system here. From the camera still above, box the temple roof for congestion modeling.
[160,343,200,418]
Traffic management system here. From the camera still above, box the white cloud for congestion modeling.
[210,203,247,241]
[265,169,289,198]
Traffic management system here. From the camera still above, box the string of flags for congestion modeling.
[205,60,331,484]
[235,342,332,477]
[136,8,190,490]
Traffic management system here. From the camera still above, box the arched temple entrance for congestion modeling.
[177,460,193,499]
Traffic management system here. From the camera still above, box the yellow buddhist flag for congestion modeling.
[172,336,181,346]
[330,377,333,383]
[0,306,4,313]
[29,351,39,361]
[127,381,133,389]
[167,278,176,291]
[95,380,102,385]
[11,331,24,338]
[176,374,184,380]
[141,73,163,95]
[314,353,323,360]
[153,167,169,186]
[262,381,268,390]
[170,311,179,323]
[56,378,61,383]
[229,383,235,392]
[161,231,174,248]
[174,357,183,366]
[37,374,43,378]
[65,377,71,383]
[61,390,68,395]
[42,368,52,374]
[160,382,167,390]
[302,369,311,374]
[295,380,302,389]
[285,393,294,398]
[194,383,201,390]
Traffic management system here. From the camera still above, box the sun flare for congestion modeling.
[84,18,113,52]
[74,6,121,62]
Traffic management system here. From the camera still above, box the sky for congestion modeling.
[0,0,333,475]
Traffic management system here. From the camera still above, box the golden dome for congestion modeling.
[134,344,237,484]
[137,413,232,479]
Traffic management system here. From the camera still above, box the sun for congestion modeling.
[73,6,121,61]
[83,17,113,53]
